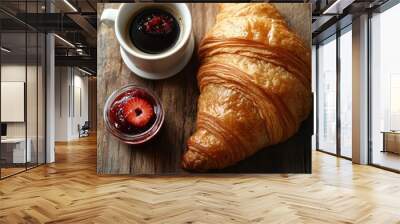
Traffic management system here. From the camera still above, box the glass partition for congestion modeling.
[1,31,28,178]
[0,0,46,179]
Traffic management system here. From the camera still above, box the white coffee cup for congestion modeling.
[101,3,194,80]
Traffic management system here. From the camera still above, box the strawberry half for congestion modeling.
[123,97,154,128]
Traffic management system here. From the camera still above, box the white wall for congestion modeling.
[54,66,69,141]
[54,67,89,141]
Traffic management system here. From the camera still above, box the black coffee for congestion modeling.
[129,8,180,54]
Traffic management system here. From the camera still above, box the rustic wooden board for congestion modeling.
[97,3,312,175]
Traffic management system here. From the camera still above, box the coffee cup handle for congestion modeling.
[101,9,118,26]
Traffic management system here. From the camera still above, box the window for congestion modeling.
[312,46,317,150]
[316,25,353,159]
[339,27,352,158]
[370,2,400,171]
[317,36,337,154]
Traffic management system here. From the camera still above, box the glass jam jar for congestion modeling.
[103,84,164,144]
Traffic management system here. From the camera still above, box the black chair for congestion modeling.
[78,121,90,138]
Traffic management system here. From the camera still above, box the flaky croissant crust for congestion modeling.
[182,3,312,171]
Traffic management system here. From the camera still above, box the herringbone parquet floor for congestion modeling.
[1,134,400,224]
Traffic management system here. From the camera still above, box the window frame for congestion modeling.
[315,24,353,161]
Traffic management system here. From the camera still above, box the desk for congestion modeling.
[1,138,31,163]
[381,131,400,154]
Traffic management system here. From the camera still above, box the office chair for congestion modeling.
[79,121,90,138]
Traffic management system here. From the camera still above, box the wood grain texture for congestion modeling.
[1,135,400,223]
[97,3,312,175]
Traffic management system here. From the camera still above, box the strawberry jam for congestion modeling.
[108,89,157,135]
[129,8,180,54]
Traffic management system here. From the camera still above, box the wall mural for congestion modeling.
[97,3,313,175]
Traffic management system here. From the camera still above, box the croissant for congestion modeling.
[182,3,312,171]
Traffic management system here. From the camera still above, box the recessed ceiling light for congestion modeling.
[78,67,93,76]
[323,0,355,15]
[54,34,75,48]
[63,0,78,12]
[1,47,11,53]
